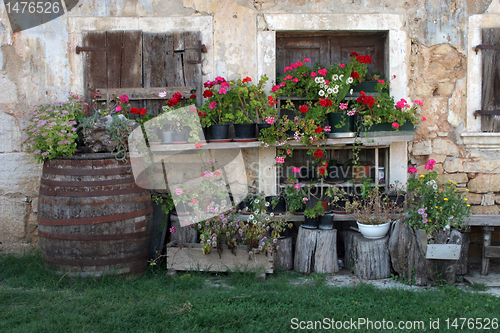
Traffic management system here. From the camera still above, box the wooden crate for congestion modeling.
[166,244,274,274]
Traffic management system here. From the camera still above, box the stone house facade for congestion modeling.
[1,0,499,263]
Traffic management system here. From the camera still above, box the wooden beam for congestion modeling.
[94,87,196,100]
[485,245,500,258]
[468,215,500,226]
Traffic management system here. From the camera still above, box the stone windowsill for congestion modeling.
[461,133,500,149]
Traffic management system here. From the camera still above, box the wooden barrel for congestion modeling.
[37,153,153,277]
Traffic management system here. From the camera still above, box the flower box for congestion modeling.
[166,243,274,274]
[358,121,414,137]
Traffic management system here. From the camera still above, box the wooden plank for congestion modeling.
[106,31,123,88]
[143,33,169,115]
[94,87,195,100]
[485,245,500,258]
[121,31,143,88]
[425,244,461,260]
[165,34,175,87]
[183,31,200,87]
[481,28,500,132]
[468,215,500,226]
[166,244,274,274]
[83,31,107,102]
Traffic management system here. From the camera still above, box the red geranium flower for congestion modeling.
[173,92,182,100]
[318,167,326,175]
[214,171,221,176]
[299,105,308,113]
[319,99,332,107]
[313,149,324,158]
[190,94,196,99]
[314,126,323,133]
[203,90,214,98]
[139,108,146,116]
[350,51,358,57]
[242,77,252,83]
[130,107,139,114]
[351,71,360,79]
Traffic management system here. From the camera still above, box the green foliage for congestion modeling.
[304,200,325,218]
[23,94,84,163]
[283,183,307,214]
[406,163,471,239]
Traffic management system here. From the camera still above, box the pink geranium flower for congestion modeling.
[293,78,299,83]
[408,167,418,173]
[303,58,311,62]
[209,101,217,109]
[318,68,327,76]
[294,184,300,189]
[339,64,346,68]
[311,72,317,78]
[392,122,400,129]
[415,100,423,106]
[219,88,227,95]
[292,167,300,173]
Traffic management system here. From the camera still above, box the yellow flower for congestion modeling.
[447,187,450,189]
[448,180,453,183]
[435,206,438,208]
[429,219,432,222]
[454,183,457,185]
[420,175,425,178]
[467,204,471,207]
[464,198,468,201]
[444,198,448,201]
[466,189,470,192]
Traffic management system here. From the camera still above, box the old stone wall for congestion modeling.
[0,0,498,258]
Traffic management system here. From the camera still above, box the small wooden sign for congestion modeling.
[425,244,461,260]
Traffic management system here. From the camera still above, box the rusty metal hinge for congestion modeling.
[474,110,500,119]
[186,41,207,64]
[75,46,107,54]
[473,44,500,54]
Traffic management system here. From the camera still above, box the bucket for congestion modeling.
[37,153,153,277]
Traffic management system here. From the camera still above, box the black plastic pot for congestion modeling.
[209,124,229,140]
[257,123,271,138]
[318,214,334,230]
[234,123,256,139]
[326,164,345,183]
[265,196,286,214]
[302,216,319,229]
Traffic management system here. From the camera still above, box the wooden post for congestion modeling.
[481,227,494,275]
[275,237,293,271]
[294,227,339,274]
[169,214,197,244]
[343,231,391,280]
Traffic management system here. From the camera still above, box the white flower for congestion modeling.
[318,90,325,96]
[314,77,321,83]
[335,85,339,90]
[265,216,270,221]
[318,77,325,83]
[320,84,325,89]
[333,87,339,94]
[339,74,344,81]
[255,209,260,214]
[327,88,334,95]
[332,74,339,81]
[270,212,274,217]
[249,214,254,220]
[347,77,354,84]
[265,202,270,207]
[350,89,354,95]
[254,199,259,204]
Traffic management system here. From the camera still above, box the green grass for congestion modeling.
[1,253,499,333]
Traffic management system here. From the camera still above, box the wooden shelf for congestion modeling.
[148,134,414,153]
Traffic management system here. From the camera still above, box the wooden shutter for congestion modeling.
[481,28,500,132]
[83,31,201,115]
[276,32,386,80]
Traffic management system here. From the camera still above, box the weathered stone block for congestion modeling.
[443,157,464,173]
[412,140,432,155]
[0,196,28,243]
[470,205,500,215]
[496,194,500,205]
[429,154,447,163]
[447,78,466,127]
[0,153,42,196]
[432,138,460,157]
[436,173,468,184]
[0,72,18,103]
[466,192,482,205]
[482,193,496,206]
[464,160,500,173]
[0,112,22,153]
[468,174,500,193]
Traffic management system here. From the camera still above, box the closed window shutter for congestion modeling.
[276,33,386,79]
[481,28,500,132]
[83,30,201,115]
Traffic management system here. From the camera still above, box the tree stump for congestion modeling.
[294,227,339,274]
[388,220,469,286]
[342,231,391,280]
[169,214,197,245]
[275,237,293,271]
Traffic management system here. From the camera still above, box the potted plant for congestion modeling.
[199,76,234,141]
[283,170,308,214]
[389,160,471,286]
[24,93,85,163]
[354,79,423,134]
[342,186,401,239]
[303,200,325,229]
